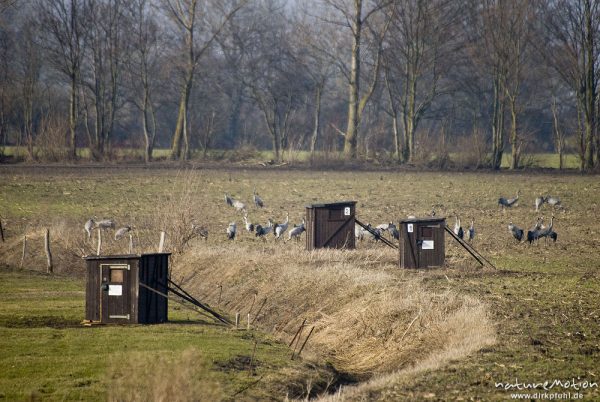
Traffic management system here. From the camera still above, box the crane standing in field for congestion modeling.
[467,218,475,242]
[253,188,264,208]
[287,219,306,242]
[84,218,96,239]
[243,213,255,233]
[274,213,289,239]
[535,196,546,212]
[224,193,246,212]
[546,196,562,209]
[114,226,131,240]
[227,222,237,240]
[508,222,524,242]
[498,190,520,210]
[255,219,273,240]
[454,215,464,240]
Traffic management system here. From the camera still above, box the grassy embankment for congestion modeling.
[0,167,599,400]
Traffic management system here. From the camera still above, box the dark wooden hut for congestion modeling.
[399,217,446,268]
[305,201,356,250]
[84,253,170,324]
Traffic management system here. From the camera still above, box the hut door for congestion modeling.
[100,264,131,322]
[418,226,436,267]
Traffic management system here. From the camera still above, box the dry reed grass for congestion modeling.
[106,348,222,402]
[174,243,495,382]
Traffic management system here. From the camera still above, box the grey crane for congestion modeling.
[274,212,289,239]
[527,216,554,244]
[224,193,246,212]
[255,219,273,240]
[96,219,116,230]
[242,213,255,233]
[508,222,524,242]
[224,193,233,206]
[388,222,399,240]
[546,196,561,209]
[498,190,520,209]
[287,219,306,242]
[114,226,132,240]
[454,215,464,240]
[535,196,546,212]
[84,218,97,239]
[226,222,237,240]
[530,216,544,232]
[376,222,390,231]
[362,224,383,242]
[253,188,264,208]
[355,224,365,241]
[467,218,475,242]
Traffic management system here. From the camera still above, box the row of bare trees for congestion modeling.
[0,0,599,170]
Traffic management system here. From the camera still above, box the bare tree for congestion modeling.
[164,0,246,161]
[128,0,161,162]
[321,0,391,160]
[296,7,335,163]
[79,0,129,160]
[17,15,42,160]
[38,0,86,159]
[382,0,459,163]
[541,0,599,170]
[502,2,535,169]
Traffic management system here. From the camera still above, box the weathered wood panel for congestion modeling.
[399,218,446,269]
[306,202,356,250]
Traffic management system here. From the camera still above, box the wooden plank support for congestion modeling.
[166,284,231,325]
[139,282,222,323]
[355,218,398,249]
[444,225,497,270]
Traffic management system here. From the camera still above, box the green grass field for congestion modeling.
[1,166,600,400]
[0,270,329,401]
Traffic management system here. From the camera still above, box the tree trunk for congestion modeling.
[583,0,596,170]
[142,91,152,163]
[344,0,362,160]
[170,81,191,161]
[551,98,563,170]
[576,97,585,172]
[310,84,323,163]
[492,72,505,170]
[509,97,518,169]
[69,73,77,159]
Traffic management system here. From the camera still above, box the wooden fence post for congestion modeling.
[20,234,27,268]
[45,229,53,273]
[159,231,166,253]
[0,216,5,242]
[96,228,102,256]
[128,234,133,254]
[235,312,240,329]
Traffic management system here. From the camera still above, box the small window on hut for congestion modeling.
[421,227,433,238]
[110,269,124,283]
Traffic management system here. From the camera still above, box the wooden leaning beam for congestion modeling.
[139,281,231,325]
[444,225,497,270]
[355,218,398,250]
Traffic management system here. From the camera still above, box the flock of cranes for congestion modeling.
[81,187,563,252]
[500,190,561,244]
[223,191,305,242]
